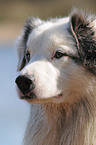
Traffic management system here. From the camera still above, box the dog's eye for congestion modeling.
[54,51,67,59]
[25,50,30,63]
[18,50,30,71]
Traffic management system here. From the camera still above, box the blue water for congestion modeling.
[0,43,30,145]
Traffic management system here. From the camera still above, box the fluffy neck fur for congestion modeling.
[23,78,96,145]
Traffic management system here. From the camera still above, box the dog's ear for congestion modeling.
[17,17,43,71]
[70,12,96,74]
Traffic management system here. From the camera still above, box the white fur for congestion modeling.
[16,11,96,145]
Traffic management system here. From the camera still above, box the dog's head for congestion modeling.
[15,11,96,104]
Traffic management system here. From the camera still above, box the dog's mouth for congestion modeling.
[20,92,63,101]
[20,92,36,100]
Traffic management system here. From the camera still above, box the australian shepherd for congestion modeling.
[15,10,96,145]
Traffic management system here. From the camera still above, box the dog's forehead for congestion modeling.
[27,17,76,54]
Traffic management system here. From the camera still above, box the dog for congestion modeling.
[15,10,96,145]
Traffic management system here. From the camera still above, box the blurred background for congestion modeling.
[0,0,96,145]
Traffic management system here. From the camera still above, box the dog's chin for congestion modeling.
[19,92,63,104]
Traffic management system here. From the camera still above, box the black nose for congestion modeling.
[15,75,35,95]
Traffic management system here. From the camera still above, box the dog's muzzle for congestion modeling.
[15,75,36,99]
